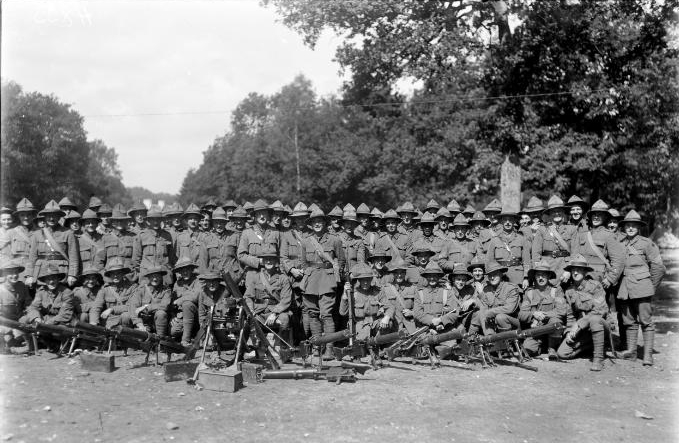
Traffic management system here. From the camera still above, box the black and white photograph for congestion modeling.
[0,0,678,442]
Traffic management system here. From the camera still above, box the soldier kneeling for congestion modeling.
[557,254,609,371]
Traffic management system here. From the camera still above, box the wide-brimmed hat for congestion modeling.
[145,206,163,219]
[110,206,132,221]
[243,201,254,212]
[421,261,444,276]
[222,199,238,210]
[252,199,270,213]
[497,209,520,221]
[38,265,66,282]
[566,195,589,210]
[483,199,502,214]
[64,211,81,221]
[608,208,623,220]
[370,208,383,219]
[564,254,593,273]
[447,199,461,214]
[211,207,228,221]
[282,205,292,215]
[397,202,417,215]
[173,256,198,272]
[308,208,326,221]
[88,196,102,209]
[270,200,285,213]
[467,256,485,272]
[388,258,409,272]
[462,204,476,217]
[183,203,202,218]
[0,260,25,275]
[80,265,104,283]
[451,213,470,228]
[485,261,508,275]
[528,260,556,280]
[198,271,223,281]
[356,203,371,216]
[163,203,181,217]
[450,263,471,278]
[308,203,321,213]
[81,209,100,221]
[367,247,392,262]
[342,203,356,213]
[258,245,279,259]
[58,197,77,210]
[418,213,437,225]
[127,201,148,215]
[39,200,65,217]
[104,257,131,276]
[14,198,36,214]
[469,211,491,226]
[382,209,400,221]
[435,208,451,221]
[411,241,435,256]
[342,211,359,223]
[97,203,113,216]
[620,209,646,227]
[543,196,567,213]
[141,266,167,278]
[425,199,440,211]
[0,206,12,215]
[587,200,610,217]
[230,206,249,219]
[328,206,343,218]
[350,263,374,280]
[522,196,544,214]
[292,202,309,218]
[202,198,218,211]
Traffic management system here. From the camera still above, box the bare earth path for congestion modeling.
[1,257,677,443]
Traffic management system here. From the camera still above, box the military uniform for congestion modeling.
[244,266,293,334]
[531,224,576,278]
[77,230,104,275]
[169,273,201,344]
[438,238,479,272]
[23,283,74,325]
[340,284,393,341]
[0,280,31,321]
[485,230,531,286]
[237,225,280,281]
[517,285,567,356]
[174,228,207,271]
[470,275,521,333]
[101,229,136,279]
[129,279,172,336]
[132,227,174,281]
[570,225,625,286]
[6,226,34,281]
[382,280,417,333]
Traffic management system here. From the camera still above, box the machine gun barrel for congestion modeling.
[517,323,562,339]
[308,329,351,346]
[420,330,465,346]
[0,316,37,333]
[367,329,408,346]
[115,326,157,342]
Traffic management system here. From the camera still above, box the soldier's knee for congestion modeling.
[522,338,541,356]
[556,342,575,360]
[588,316,605,332]
[182,302,198,315]
[154,310,168,321]
[276,313,290,331]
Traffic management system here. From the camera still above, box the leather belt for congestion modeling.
[497,258,523,267]
[306,261,333,269]
[38,253,64,261]
[543,250,569,258]
[12,253,29,258]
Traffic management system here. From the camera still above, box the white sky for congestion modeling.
[1,0,344,194]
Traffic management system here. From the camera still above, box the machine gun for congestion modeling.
[278,329,352,366]
[458,323,565,371]
[332,329,410,369]
[114,326,188,365]
[0,316,39,354]
[261,362,371,384]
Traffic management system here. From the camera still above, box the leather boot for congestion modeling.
[642,327,654,366]
[620,325,639,360]
[590,330,604,371]
[321,317,336,361]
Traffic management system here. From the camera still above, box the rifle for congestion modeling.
[261,364,369,384]
[384,326,430,361]
[345,284,356,346]
[0,316,39,354]
[333,329,410,369]
[221,271,281,369]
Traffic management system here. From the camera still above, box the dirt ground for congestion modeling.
[1,255,678,443]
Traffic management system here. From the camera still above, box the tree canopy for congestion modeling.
[1,81,131,209]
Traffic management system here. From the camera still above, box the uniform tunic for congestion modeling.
[5,226,34,280]
[244,270,293,330]
[570,226,625,285]
[371,231,411,262]
[339,286,393,340]
[27,227,80,280]
[438,238,479,271]
[90,280,138,328]
[337,231,365,281]
[24,284,74,324]
[132,228,174,277]
[101,230,136,276]
[531,224,577,278]
[73,286,100,322]
[128,284,172,335]
[0,282,31,320]
[203,232,231,274]
[413,286,461,329]
[76,231,105,274]
[280,229,308,289]
[300,232,345,296]
[382,282,417,333]
[237,225,280,280]
[485,231,531,285]
[473,281,521,331]
[174,229,208,270]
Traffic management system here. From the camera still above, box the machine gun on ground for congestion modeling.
[332,329,410,369]
[0,316,39,354]
[113,326,188,365]
[261,362,370,384]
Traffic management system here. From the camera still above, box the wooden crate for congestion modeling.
[80,353,115,373]
[197,368,243,393]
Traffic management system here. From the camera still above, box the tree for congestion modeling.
[1,81,131,208]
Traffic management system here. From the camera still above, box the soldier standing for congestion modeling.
[174,204,207,270]
[300,209,345,359]
[617,210,666,366]
[96,203,113,236]
[519,196,544,244]
[163,203,184,244]
[131,207,174,285]
[566,195,589,232]
[203,207,230,274]
[6,199,37,284]
[127,201,148,234]
[101,206,137,282]
[26,200,80,288]
[531,196,576,283]
[485,210,530,288]
[77,209,105,275]
[237,200,280,283]
[438,213,479,272]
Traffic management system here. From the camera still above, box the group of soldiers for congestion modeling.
[0,194,666,372]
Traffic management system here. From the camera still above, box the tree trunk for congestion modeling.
[501,154,521,212]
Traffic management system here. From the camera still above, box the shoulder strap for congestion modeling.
[586,231,610,266]
[42,228,69,260]
[442,289,448,306]
[384,235,401,258]
[418,289,424,303]
[258,272,280,301]
[388,284,407,308]
[548,225,571,252]
[307,235,335,265]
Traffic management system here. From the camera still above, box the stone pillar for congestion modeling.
[501,154,521,212]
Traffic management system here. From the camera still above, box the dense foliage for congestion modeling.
[1,81,131,209]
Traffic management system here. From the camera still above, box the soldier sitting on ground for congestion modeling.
[382,258,417,334]
[73,265,104,323]
[22,265,75,326]
[129,265,171,336]
[169,257,201,346]
[466,261,521,335]
[0,261,32,352]
[90,258,138,328]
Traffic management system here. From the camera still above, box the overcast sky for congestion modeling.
[1,0,344,194]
